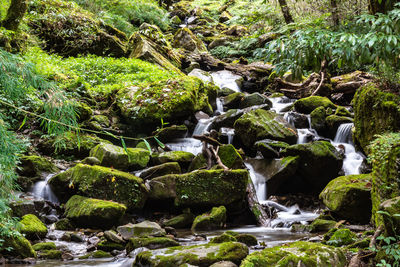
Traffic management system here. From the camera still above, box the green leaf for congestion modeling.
[142,138,152,154]
[18,116,27,131]
[154,136,165,149]
[121,137,128,154]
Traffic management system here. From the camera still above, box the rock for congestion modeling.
[209,36,231,50]
[325,115,353,138]
[18,214,48,240]
[310,106,326,133]
[212,109,245,129]
[241,241,346,267]
[97,240,125,252]
[191,206,226,231]
[210,233,237,243]
[320,174,372,223]
[0,234,36,258]
[379,196,400,236]
[284,112,310,129]
[255,139,290,153]
[49,164,148,209]
[173,28,207,52]
[164,212,195,229]
[219,11,232,23]
[326,229,357,247]
[44,215,58,224]
[117,221,166,240]
[335,106,352,117]
[154,151,195,169]
[32,242,56,251]
[10,199,37,218]
[171,15,182,24]
[281,141,343,193]
[153,125,188,142]
[139,162,182,180]
[239,93,272,109]
[81,157,101,166]
[294,96,336,114]
[104,230,125,244]
[80,250,112,259]
[310,219,337,233]
[64,195,126,229]
[218,144,245,169]
[89,143,150,171]
[148,170,248,209]
[134,242,248,266]
[255,142,279,158]
[210,261,237,267]
[223,25,248,36]
[126,237,179,253]
[39,249,62,259]
[188,69,213,84]
[234,109,298,147]
[266,156,300,195]
[223,92,245,109]
[236,234,258,247]
[18,155,58,177]
[353,84,400,152]
[55,218,74,231]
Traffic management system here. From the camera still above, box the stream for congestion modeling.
[21,70,365,267]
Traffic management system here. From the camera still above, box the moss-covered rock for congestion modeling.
[49,164,148,209]
[309,219,337,233]
[0,234,36,258]
[153,125,188,142]
[235,234,258,247]
[18,214,47,240]
[218,144,245,169]
[32,242,56,251]
[326,229,357,247]
[126,237,179,253]
[117,221,166,240]
[89,143,150,171]
[55,218,74,231]
[139,162,182,180]
[192,206,226,231]
[173,28,207,52]
[9,199,37,218]
[325,115,353,138]
[164,211,194,229]
[117,76,216,133]
[335,106,352,117]
[240,241,346,267]
[255,141,279,158]
[134,242,249,266]
[39,249,62,259]
[310,106,326,133]
[64,195,126,229]
[234,109,297,147]
[149,169,248,209]
[265,156,300,195]
[210,233,237,244]
[154,151,195,169]
[320,174,372,223]
[281,141,343,193]
[379,196,400,236]
[353,83,400,152]
[96,240,125,252]
[294,96,336,114]
[240,93,272,109]
[18,155,58,177]
[80,250,112,259]
[188,154,208,171]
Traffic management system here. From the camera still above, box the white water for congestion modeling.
[245,162,267,202]
[216,98,224,113]
[269,97,295,113]
[31,174,59,204]
[210,70,242,92]
[220,127,235,144]
[193,118,213,136]
[296,128,319,144]
[165,138,203,155]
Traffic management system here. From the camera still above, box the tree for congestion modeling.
[0,0,28,31]
[369,0,399,14]
[277,0,294,24]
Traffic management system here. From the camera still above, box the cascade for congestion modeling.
[31,174,59,204]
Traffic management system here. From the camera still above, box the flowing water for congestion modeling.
[31,174,59,204]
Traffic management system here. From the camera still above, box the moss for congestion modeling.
[1,234,37,258]
[126,237,179,253]
[55,218,74,231]
[64,195,126,229]
[223,92,245,109]
[319,174,372,223]
[234,109,298,148]
[188,154,207,171]
[18,155,58,177]
[346,237,370,249]
[210,233,237,244]
[164,213,194,229]
[235,234,258,247]
[40,249,62,259]
[173,27,207,52]
[191,206,226,231]
[309,219,337,233]
[353,83,400,152]
[18,214,48,240]
[156,151,195,167]
[294,96,336,114]
[335,106,352,117]
[139,162,182,180]
[49,163,148,209]
[80,250,112,259]
[326,229,357,247]
[310,106,326,133]
[96,240,125,252]
[32,242,56,251]
[217,144,244,169]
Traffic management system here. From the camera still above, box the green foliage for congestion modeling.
[210,37,259,60]
[368,133,400,166]
[0,0,10,20]
[371,234,400,267]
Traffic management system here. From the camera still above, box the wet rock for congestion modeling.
[80,250,112,259]
[140,162,182,180]
[18,214,48,240]
[188,69,213,83]
[264,156,300,195]
[104,230,125,244]
[294,96,336,114]
[325,115,353,138]
[241,241,346,267]
[0,234,36,258]
[217,87,237,97]
[70,233,84,243]
[335,106,352,117]
[64,195,126,229]
[320,174,372,223]
[134,242,248,266]
[164,210,195,229]
[326,228,357,247]
[39,249,62,259]
[173,28,207,52]
[255,142,279,158]
[239,93,272,109]
[117,221,166,240]
[17,155,58,178]
[32,242,56,251]
[310,106,327,133]
[97,240,125,252]
[44,215,58,224]
[126,237,179,253]
[191,206,226,232]
[234,109,298,148]
[310,219,337,233]
[285,112,310,129]
[55,218,75,231]
[81,157,101,166]
[210,261,238,267]
[153,125,188,143]
[210,233,237,244]
[10,199,37,217]
[218,144,245,169]
[153,151,195,170]
[62,252,74,260]
[223,92,245,109]
[212,109,244,129]
[90,143,150,171]
[49,164,148,209]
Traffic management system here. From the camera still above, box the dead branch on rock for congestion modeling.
[193,133,229,170]
[369,225,383,249]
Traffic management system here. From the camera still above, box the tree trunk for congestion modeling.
[368,0,399,14]
[1,0,28,31]
[330,0,339,26]
[278,0,294,24]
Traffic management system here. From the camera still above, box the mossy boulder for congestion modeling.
[320,174,372,223]
[9,199,37,218]
[164,211,195,229]
[117,76,216,133]
[309,219,337,233]
[294,96,336,114]
[18,214,47,240]
[353,83,400,152]
[154,151,195,169]
[117,221,166,240]
[126,237,179,253]
[173,28,207,52]
[281,141,343,193]
[49,164,148,209]
[255,141,279,158]
[18,155,58,177]
[210,233,237,244]
[27,0,126,57]
[149,169,248,209]
[191,206,226,232]
[39,249,62,259]
[80,250,112,259]
[153,125,188,142]
[96,240,125,252]
[55,218,74,231]
[64,195,126,229]
[223,92,245,109]
[0,234,36,258]
[89,143,150,171]
[134,242,249,266]
[240,241,346,267]
[240,93,272,109]
[325,115,353,138]
[32,242,56,251]
[335,106,352,117]
[265,156,300,195]
[326,229,357,247]
[218,144,245,169]
[234,109,297,147]
[310,106,327,133]
[379,196,400,236]
[139,162,182,180]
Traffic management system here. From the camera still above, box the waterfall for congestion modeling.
[192,118,213,136]
[245,162,267,202]
[210,70,242,92]
[220,127,235,144]
[31,174,59,203]
[216,98,224,113]
[334,123,353,144]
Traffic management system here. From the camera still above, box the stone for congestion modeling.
[335,106,352,117]
[235,234,258,247]
[310,219,337,233]
[104,230,125,244]
[210,261,238,267]
[139,162,182,180]
[239,93,272,109]
[154,151,195,169]
[10,199,37,218]
[117,221,166,240]
[188,69,213,84]
[126,237,179,253]
[281,141,343,193]
[310,106,327,133]
[49,164,148,209]
[255,142,279,158]
[39,249,62,259]
[18,214,48,240]
[285,112,310,129]
[32,242,57,251]
[217,144,245,169]
[55,218,75,231]
[320,174,372,223]
[326,229,357,247]
[223,92,245,109]
[18,155,58,177]
[134,242,249,266]
[219,11,232,23]
[96,240,125,252]
[90,143,150,171]
[379,196,400,236]
[164,212,195,229]
[0,234,36,258]
[294,96,336,114]
[81,157,101,166]
[64,195,126,229]
[241,241,346,267]
[153,125,188,142]
[325,115,353,138]
[234,109,298,148]
[191,206,226,231]
[173,28,207,52]
[210,233,237,244]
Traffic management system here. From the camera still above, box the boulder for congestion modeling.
[32,242,57,251]
[234,109,298,148]
[294,96,336,114]
[320,174,372,223]
[89,143,150,171]
[49,164,148,209]
[18,214,48,240]
[192,206,227,231]
[218,144,245,169]
[38,249,62,259]
[55,218,75,231]
[117,221,166,240]
[104,230,124,244]
[239,93,272,109]
[148,169,248,209]
[223,92,245,109]
[164,210,194,229]
[188,69,214,84]
[64,195,126,229]
[154,151,195,169]
[281,141,343,193]
[96,240,125,252]
[138,162,182,180]
[173,28,207,52]
[353,83,400,152]
[310,106,326,133]
[309,219,337,233]
[10,199,38,218]
[126,237,179,253]
[153,125,188,142]
[134,242,249,266]
[240,241,346,267]
[0,234,36,258]
[284,112,310,129]
[255,142,279,158]
[326,229,357,247]
[325,115,353,138]
[219,11,232,23]
[379,196,400,236]
[335,106,352,117]
[18,155,58,177]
